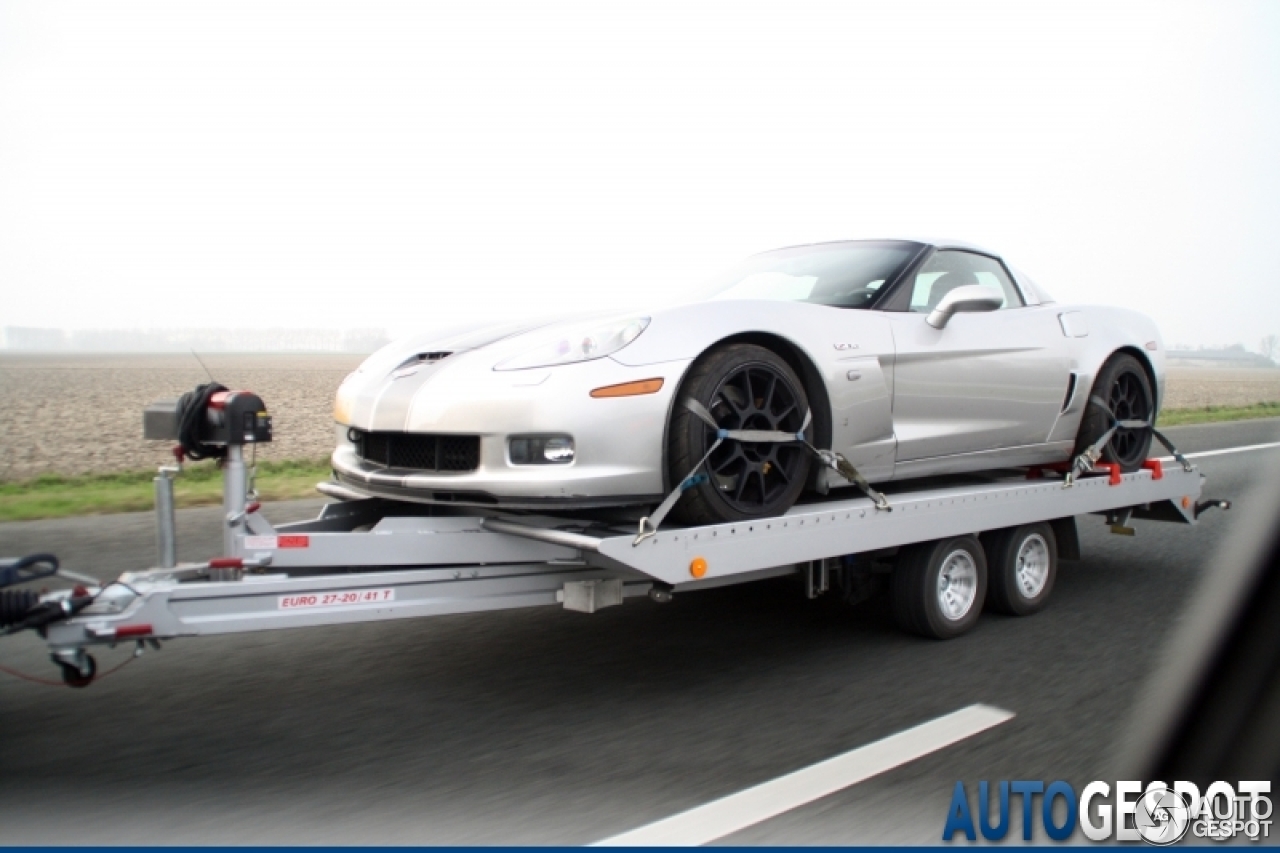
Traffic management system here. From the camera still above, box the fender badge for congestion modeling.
[833,342,859,351]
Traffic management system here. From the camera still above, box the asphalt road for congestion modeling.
[1,419,1278,844]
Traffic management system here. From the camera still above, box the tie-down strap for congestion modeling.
[634,398,890,545]
[1066,394,1192,485]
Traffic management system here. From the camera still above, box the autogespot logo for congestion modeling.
[942,780,1272,844]
[1133,785,1191,845]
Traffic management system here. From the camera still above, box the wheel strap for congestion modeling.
[1064,394,1191,487]
[633,397,889,546]
[1151,427,1193,472]
[686,398,890,511]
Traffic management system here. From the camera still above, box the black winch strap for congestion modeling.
[634,398,890,545]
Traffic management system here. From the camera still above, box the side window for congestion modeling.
[906,250,1024,313]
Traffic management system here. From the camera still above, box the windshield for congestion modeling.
[701,240,921,309]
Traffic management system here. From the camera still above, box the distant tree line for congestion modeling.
[1166,339,1277,367]
[0,326,391,353]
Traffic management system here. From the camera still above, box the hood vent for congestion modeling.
[390,351,453,380]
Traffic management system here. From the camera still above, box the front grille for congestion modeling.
[353,431,480,472]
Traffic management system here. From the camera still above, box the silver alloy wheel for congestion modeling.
[1015,533,1051,599]
[936,549,979,621]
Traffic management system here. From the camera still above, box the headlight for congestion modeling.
[494,317,650,371]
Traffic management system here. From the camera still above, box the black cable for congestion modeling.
[176,382,228,461]
[1,553,62,634]
[1,595,94,636]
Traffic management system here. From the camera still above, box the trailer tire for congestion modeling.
[891,536,987,640]
[983,522,1057,616]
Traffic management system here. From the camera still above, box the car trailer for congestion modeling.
[1,385,1230,687]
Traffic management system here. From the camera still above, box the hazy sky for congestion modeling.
[2,1,1277,348]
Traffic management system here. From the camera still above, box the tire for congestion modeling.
[667,344,813,525]
[1074,353,1155,472]
[891,535,988,640]
[983,522,1057,616]
[58,654,96,688]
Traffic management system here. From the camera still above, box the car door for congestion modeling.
[882,250,1071,469]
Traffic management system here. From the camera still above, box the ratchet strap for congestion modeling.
[634,398,890,545]
[1064,395,1192,486]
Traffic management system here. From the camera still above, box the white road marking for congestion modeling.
[1163,441,1280,461]
[592,703,1014,847]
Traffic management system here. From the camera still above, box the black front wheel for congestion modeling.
[667,344,813,525]
[1074,353,1155,472]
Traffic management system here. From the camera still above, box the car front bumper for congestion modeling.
[330,355,692,509]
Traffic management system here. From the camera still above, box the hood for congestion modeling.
[355,309,647,378]
[358,320,552,374]
[334,309,648,429]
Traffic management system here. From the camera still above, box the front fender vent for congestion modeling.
[1061,373,1078,413]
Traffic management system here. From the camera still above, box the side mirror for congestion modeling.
[926,285,1004,329]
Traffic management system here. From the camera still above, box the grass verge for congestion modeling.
[0,458,331,523]
[1,403,1277,521]
[1158,401,1280,427]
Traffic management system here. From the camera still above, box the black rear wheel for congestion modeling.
[667,344,812,525]
[1074,353,1154,472]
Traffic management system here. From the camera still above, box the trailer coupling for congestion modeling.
[1,553,102,636]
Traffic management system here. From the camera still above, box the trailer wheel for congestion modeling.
[984,523,1058,616]
[58,655,96,688]
[891,536,987,639]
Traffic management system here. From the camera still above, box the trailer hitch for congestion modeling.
[2,594,94,636]
[0,553,119,687]
[1,553,103,637]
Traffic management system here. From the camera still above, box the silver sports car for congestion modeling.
[331,239,1163,524]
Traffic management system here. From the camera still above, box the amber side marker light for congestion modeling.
[690,557,708,578]
[590,378,664,398]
